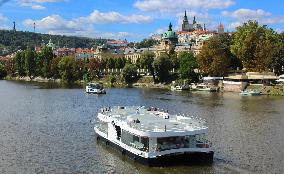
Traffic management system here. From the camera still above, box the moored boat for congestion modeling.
[94,106,214,167]
[240,90,261,96]
[86,83,106,94]
[171,85,190,91]
[191,84,218,92]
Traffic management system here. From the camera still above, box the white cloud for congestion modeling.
[23,15,83,32]
[31,4,45,9]
[78,10,152,24]
[99,32,133,39]
[222,9,271,19]
[223,8,284,30]
[19,0,64,3]
[22,11,151,39]
[227,21,242,30]
[275,28,284,34]
[18,0,66,10]
[0,13,8,22]
[0,13,9,30]
[261,16,284,25]
[134,0,235,12]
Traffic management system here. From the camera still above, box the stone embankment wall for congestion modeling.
[7,76,61,83]
[222,81,248,92]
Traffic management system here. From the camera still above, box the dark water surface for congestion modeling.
[0,80,283,174]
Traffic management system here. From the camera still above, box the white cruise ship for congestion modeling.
[94,106,214,166]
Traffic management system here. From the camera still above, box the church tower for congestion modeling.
[218,23,224,34]
[182,10,190,32]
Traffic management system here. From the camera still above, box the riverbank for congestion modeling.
[246,85,284,96]
[4,75,284,96]
[5,76,61,83]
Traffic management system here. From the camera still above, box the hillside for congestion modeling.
[0,30,108,55]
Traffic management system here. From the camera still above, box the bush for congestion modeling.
[0,63,7,79]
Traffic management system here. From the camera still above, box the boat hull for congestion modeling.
[96,133,214,167]
[86,91,106,94]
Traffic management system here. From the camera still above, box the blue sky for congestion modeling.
[0,0,284,41]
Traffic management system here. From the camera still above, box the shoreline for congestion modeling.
[3,76,284,96]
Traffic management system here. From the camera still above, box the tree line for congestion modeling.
[0,30,107,56]
[1,21,283,84]
[198,21,284,76]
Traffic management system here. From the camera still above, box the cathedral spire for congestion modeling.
[168,22,173,31]
[193,16,196,24]
[185,10,187,17]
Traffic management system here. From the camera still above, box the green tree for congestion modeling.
[153,54,173,82]
[0,63,7,79]
[122,63,137,84]
[178,52,198,82]
[231,21,278,72]
[40,46,54,77]
[24,49,36,79]
[58,56,77,83]
[140,51,155,80]
[197,34,233,76]
[50,57,61,79]
[170,51,179,70]
[87,58,101,80]
[115,57,125,69]
[14,52,25,76]
[270,32,284,74]
[100,58,107,70]
[135,38,159,49]
[106,58,115,69]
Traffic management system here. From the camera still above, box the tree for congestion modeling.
[270,32,284,75]
[50,57,61,79]
[153,54,173,82]
[169,50,179,70]
[197,34,232,76]
[87,58,101,79]
[140,51,155,80]
[115,57,125,69]
[231,21,278,72]
[40,46,54,77]
[135,38,158,49]
[122,63,137,84]
[24,49,36,79]
[14,51,25,76]
[58,56,77,83]
[106,58,115,69]
[178,52,198,82]
[0,63,7,79]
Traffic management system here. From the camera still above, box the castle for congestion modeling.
[182,10,204,32]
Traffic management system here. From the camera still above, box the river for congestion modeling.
[0,80,283,174]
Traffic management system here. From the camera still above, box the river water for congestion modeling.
[0,80,283,174]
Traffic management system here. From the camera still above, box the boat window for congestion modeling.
[121,130,149,152]
[156,135,201,151]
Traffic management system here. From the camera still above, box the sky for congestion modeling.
[0,0,284,41]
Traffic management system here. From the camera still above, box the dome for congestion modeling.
[162,23,177,39]
[163,31,177,39]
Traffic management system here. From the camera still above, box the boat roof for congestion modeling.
[99,106,208,136]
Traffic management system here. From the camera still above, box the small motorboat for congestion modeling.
[86,83,106,94]
[240,90,261,96]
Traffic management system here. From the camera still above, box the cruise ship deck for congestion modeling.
[100,106,208,135]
